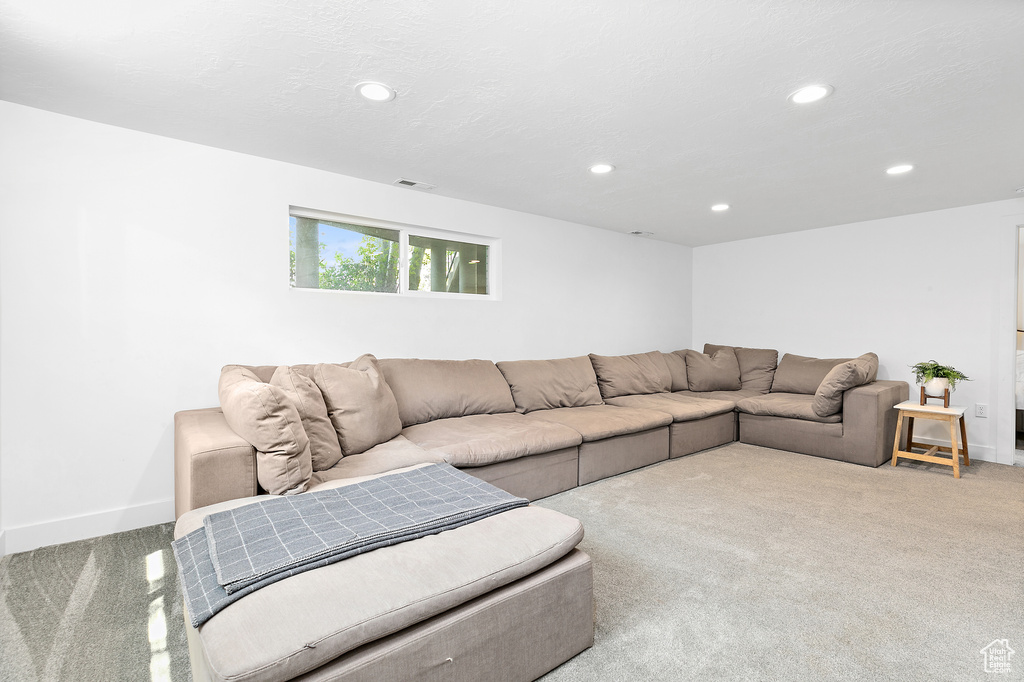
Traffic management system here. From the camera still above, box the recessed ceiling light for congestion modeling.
[886,164,914,175]
[355,81,396,102]
[589,164,615,174]
[711,204,730,212]
[788,84,834,104]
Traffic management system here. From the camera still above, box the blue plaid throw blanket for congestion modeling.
[173,463,528,627]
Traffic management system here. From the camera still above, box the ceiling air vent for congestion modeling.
[394,178,436,191]
[630,230,655,237]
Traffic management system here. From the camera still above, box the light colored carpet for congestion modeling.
[0,522,190,682]
[536,443,1024,681]
[1,443,1021,681]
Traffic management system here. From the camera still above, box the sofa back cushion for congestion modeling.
[313,355,403,456]
[270,366,345,471]
[663,351,690,391]
[588,351,673,399]
[812,352,879,417]
[496,356,604,413]
[703,344,779,393]
[379,358,516,427]
[684,348,742,391]
[218,365,312,495]
[771,353,850,394]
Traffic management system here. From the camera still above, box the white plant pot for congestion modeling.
[924,377,950,396]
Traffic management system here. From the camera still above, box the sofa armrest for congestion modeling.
[841,380,910,466]
[174,408,258,518]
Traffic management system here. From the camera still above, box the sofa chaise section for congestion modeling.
[177,471,593,682]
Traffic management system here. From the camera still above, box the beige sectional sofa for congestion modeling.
[173,343,908,682]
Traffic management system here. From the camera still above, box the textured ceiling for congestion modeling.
[2,0,1023,246]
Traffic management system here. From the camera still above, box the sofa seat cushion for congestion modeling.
[401,413,583,467]
[736,393,843,424]
[604,393,734,422]
[307,436,447,489]
[673,389,763,408]
[523,404,672,442]
[176,483,584,682]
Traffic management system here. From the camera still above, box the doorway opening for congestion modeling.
[1015,226,1024,466]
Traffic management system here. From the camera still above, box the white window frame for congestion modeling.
[289,206,502,300]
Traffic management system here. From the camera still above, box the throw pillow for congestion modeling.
[496,356,604,413]
[770,354,850,394]
[313,354,403,456]
[377,358,516,427]
[588,351,673,399]
[703,344,779,393]
[270,365,345,471]
[683,348,742,391]
[663,351,689,391]
[812,353,880,417]
[218,365,312,495]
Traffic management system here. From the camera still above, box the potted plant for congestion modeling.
[910,360,970,396]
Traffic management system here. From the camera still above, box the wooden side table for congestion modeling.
[890,400,969,478]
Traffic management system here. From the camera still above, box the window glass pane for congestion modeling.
[408,235,488,295]
[290,216,400,293]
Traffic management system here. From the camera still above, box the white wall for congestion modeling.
[0,101,694,554]
[693,199,1024,464]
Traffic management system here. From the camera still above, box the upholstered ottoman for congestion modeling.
[175,471,594,682]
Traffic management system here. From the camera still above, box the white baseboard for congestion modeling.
[2,498,175,556]
[905,437,1002,465]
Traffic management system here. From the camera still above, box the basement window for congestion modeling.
[289,207,497,297]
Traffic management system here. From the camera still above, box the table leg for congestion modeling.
[959,416,970,466]
[905,416,915,451]
[891,410,904,467]
[949,416,960,479]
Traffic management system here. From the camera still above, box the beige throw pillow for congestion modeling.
[218,365,312,495]
[314,355,403,456]
[770,354,850,394]
[663,351,689,391]
[378,358,516,427]
[588,352,673,399]
[812,353,879,417]
[496,356,604,413]
[684,349,742,391]
[703,344,779,393]
[270,366,345,471]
